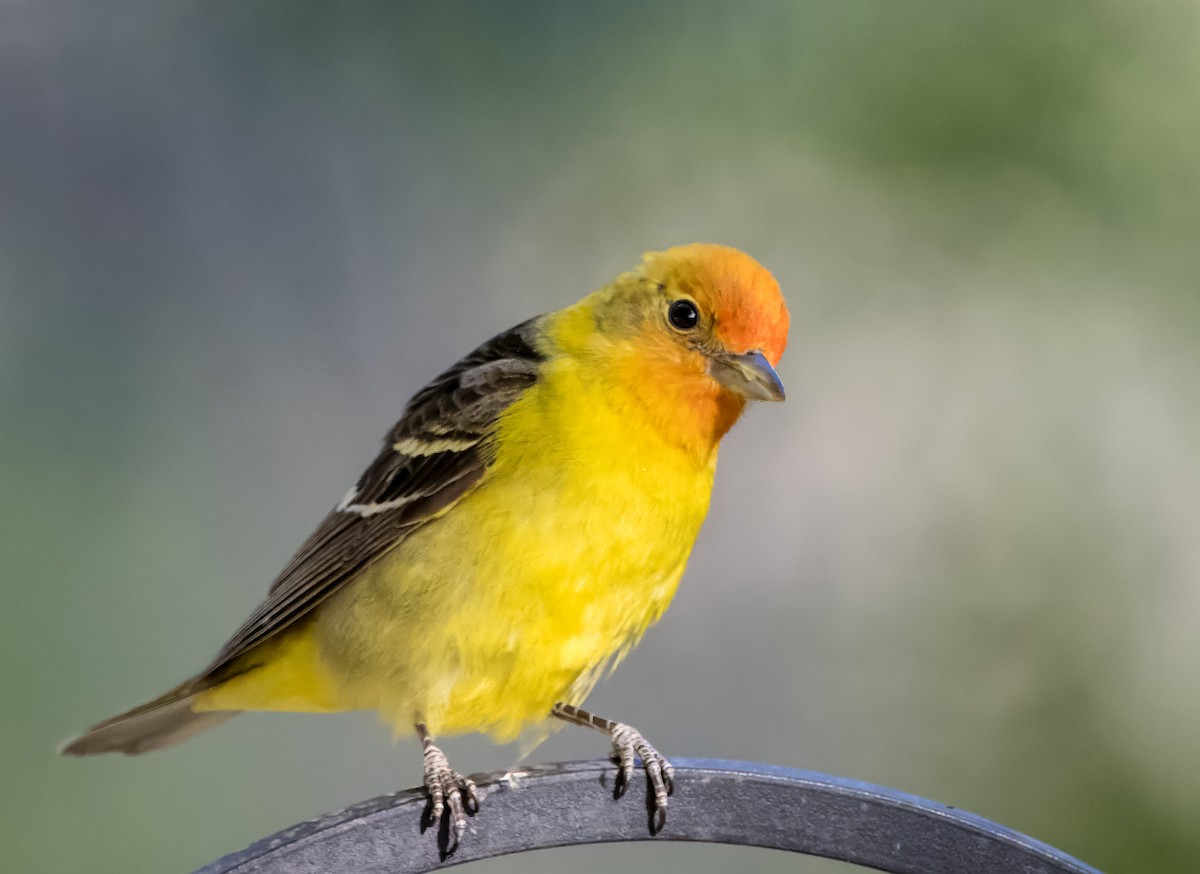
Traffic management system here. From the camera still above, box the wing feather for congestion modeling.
[199,318,544,679]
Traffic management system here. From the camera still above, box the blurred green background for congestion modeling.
[3,2,1198,872]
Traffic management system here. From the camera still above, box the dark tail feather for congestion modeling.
[59,681,237,756]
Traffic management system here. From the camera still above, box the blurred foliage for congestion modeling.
[2,2,1198,873]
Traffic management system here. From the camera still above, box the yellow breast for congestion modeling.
[197,323,723,743]
[314,348,719,741]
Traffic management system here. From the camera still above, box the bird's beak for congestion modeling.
[708,350,786,402]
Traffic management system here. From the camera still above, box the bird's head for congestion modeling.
[571,243,790,451]
[637,243,789,402]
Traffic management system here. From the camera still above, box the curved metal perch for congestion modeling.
[196,758,1102,874]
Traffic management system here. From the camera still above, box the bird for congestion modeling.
[61,242,790,844]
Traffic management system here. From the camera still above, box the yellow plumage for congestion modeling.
[62,242,790,834]
[194,285,720,742]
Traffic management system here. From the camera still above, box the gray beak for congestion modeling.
[709,350,786,402]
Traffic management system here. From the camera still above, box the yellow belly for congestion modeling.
[196,360,719,742]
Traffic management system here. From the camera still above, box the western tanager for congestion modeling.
[62,243,790,840]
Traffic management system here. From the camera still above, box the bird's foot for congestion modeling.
[609,721,675,832]
[550,703,676,833]
[420,738,477,851]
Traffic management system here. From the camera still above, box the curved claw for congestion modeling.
[609,722,674,832]
[420,742,476,852]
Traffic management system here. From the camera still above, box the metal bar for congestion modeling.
[196,758,1103,874]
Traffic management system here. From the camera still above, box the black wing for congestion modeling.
[200,318,545,678]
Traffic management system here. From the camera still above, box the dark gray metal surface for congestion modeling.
[196,758,1103,874]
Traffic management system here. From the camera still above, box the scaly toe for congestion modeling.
[422,745,477,848]
[609,722,674,828]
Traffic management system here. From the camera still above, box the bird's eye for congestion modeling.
[667,299,700,331]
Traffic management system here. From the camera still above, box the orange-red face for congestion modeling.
[632,243,789,406]
[641,243,790,369]
[581,243,789,450]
